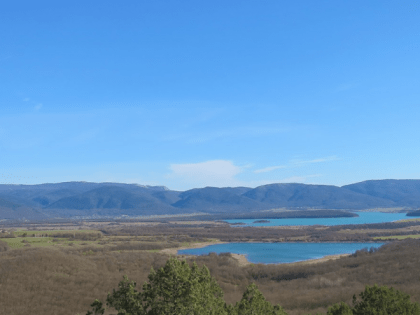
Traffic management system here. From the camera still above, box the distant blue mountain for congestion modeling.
[1,179,420,220]
[172,187,264,212]
[342,180,420,207]
[244,183,395,209]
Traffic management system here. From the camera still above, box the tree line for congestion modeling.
[86,257,420,315]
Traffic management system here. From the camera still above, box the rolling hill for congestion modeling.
[342,180,420,207]
[244,183,395,209]
[172,187,264,212]
[1,179,420,220]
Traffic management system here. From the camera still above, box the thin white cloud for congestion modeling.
[23,98,30,102]
[166,160,325,190]
[292,156,339,165]
[34,103,42,111]
[254,165,287,174]
[168,160,243,188]
[254,156,338,174]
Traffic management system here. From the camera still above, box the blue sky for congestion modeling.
[1,0,419,190]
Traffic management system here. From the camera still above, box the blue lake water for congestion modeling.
[225,212,407,227]
[178,242,385,264]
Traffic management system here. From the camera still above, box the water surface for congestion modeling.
[178,242,384,264]
[225,212,406,227]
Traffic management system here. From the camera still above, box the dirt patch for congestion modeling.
[230,253,250,266]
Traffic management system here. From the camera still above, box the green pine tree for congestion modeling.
[86,257,228,315]
[142,257,227,315]
[352,284,420,315]
[327,302,353,315]
[106,275,144,315]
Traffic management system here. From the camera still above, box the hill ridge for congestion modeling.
[1,179,420,220]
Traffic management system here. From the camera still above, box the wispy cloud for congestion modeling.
[254,165,287,174]
[34,103,42,111]
[23,98,30,102]
[254,156,338,174]
[292,156,339,165]
[166,159,327,190]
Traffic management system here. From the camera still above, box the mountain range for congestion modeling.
[1,180,420,220]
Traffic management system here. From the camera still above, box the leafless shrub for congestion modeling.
[0,240,8,252]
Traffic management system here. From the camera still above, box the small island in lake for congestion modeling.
[221,210,359,221]
[253,220,270,223]
[406,210,420,217]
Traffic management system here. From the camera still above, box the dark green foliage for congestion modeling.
[327,302,352,315]
[326,285,420,315]
[88,257,286,315]
[88,258,420,315]
[106,275,144,315]
[352,284,420,315]
[86,300,105,315]
[232,283,287,315]
[91,257,229,315]
[141,257,227,314]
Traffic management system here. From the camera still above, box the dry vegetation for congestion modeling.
[96,219,420,243]
[1,220,420,315]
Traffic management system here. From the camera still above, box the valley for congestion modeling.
[2,180,420,314]
[2,217,420,314]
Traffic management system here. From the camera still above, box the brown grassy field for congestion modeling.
[1,221,420,315]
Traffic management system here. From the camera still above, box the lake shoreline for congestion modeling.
[225,212,408,227]
[161,241,361,266]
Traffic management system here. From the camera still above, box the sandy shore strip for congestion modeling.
[228,253,351,267]
[161,242,350,267]
[160,241,228,256]
[287,253,351,265]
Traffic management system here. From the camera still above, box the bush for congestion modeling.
[353,284,420,315]
[0,240,9,252]
[326,285,420,315]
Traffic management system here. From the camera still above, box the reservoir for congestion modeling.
[178,242,384,264]
[225,212,407,227]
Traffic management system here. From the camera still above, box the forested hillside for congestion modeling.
[1,179,420,220]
